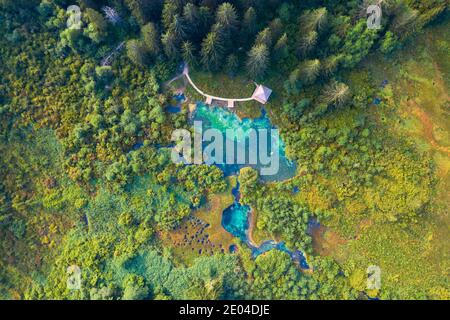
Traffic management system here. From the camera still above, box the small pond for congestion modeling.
[221,182,309,269]
[193,103,297,182]
[174,100,310,268]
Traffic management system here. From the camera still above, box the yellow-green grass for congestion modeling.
[365,19,450,155]
[336,215,449,299]
[159,177,237,265]
[183,70,262,118]
[331,20,450,299]
[179,68,288,120]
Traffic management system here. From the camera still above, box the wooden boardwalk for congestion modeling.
[165,63,272,108]
[182,64,253,108]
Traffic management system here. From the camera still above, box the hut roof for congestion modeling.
[252,85,272,104]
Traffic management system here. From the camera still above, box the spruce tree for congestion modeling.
[274,33,288,61]
[181,41,196,66]
[243,7,257,36]
[126,39,148,66]
[162,29,179,59]
[323,81,350,107]
[246,44,269,79]
[200,31,224,71]
[256,27,273,47]
[216,2,238,32]
[225,54,239,76]
[142,22,161,57]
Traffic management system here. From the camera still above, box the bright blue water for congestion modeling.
[131,142,144,150]
[166,105,181,113]
[165,93,186,113]
[221,183,310,269]
[307,219,321,234]
[189,101,308,268]
[222,202,250,241]
[252,241,310,269]
[193,104,297,182]
[222,183,250,241]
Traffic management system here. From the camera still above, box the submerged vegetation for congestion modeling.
[0,0,449,300]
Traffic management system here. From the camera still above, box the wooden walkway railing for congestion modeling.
[182,64,254,108]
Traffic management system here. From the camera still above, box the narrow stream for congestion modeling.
[222,182,309,269]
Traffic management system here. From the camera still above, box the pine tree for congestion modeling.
[246,44,269,79]
[255,27,273,47]
[183,3,200,33]
[198,6,213,37]
[215,2,238,34]
[162,0,179,30]
[142,22,161,57]
[300,59,321,84]
[274,33,288,61]
[200,31,224,71]
[216,2,238,27]
[225,54,239,76]
[161,29,179,59]
[181,41,196,66]
[171,14,187,40]
[126,39,148,66]
[183,2,199,24]
[125,0,162,25]
[322,54,342,76]
[269,18,283,42]
[298,31,318,54]
[323,81,350,107]
[243,7,257,36]
[300,8,328,32]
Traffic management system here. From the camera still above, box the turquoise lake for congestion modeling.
[191,103,309,268]
[193,103,297,182]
